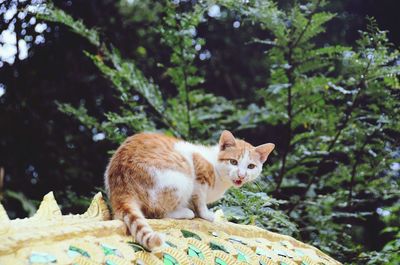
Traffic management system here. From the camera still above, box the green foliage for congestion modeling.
[3,190,38,217]
[40,2,241,143]
[239,1,400,262]
[36,1,399,263]
[37,5,100,46]
[215,182,298,236]
[358,201,400,264]
[237,1,400,261]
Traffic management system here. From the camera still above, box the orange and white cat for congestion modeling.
[105,130,274,250]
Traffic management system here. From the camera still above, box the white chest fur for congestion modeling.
[206,178,232,203]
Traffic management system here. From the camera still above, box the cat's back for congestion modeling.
[108,132,190,174]
[116,132,179,158]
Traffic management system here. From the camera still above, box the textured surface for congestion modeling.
[0,192,341,265]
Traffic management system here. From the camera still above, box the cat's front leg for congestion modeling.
[166,207,195,219]
[199,207,215,222]
[192,185,215,222]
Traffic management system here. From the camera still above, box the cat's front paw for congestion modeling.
[199,210,215,222]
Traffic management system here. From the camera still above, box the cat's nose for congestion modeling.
[238,174,245,180]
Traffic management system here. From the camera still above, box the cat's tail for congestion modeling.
[120,199,164,250]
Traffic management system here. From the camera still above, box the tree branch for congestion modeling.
[287,87,362,214]
[348,131,376,206]
[181,51,192,139]
[290,0,322,49]
[274,48,293,193]
[175,15,192,140]
[287,57,373,213]
[292,97,324,117]
[274,0,322,193]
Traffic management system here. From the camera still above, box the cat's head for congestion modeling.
[216,130,275,187]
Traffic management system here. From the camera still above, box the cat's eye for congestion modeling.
[230,159,238,165]
[247,164,256,169]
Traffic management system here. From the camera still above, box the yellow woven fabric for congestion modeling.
[0,192,341,265]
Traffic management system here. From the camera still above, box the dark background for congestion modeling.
[0,0,399,259]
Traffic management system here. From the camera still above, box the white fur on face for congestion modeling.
[216,150,263,186]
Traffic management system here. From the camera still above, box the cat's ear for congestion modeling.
[255,143,275,163]
[219,130,236,150]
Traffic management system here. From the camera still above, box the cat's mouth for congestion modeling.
[233,179,243,186]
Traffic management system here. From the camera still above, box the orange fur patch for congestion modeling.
[193,152,215,187]
[218,139,261,162]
